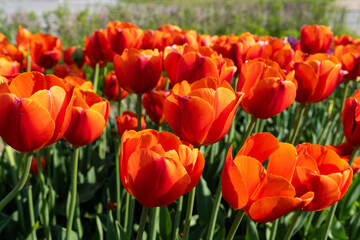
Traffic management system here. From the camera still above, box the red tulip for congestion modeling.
[30,156,45,174]
[164,77,242,146]
[107,21,144,55]
[113,48,162,94]
[53,64,85,79]
[0,72,73,152]
[222,133,314,223]
[294,58,342,103]
[63,46,85,68]
[116,111,146,136]
[16,25,32,53]
[236,58,297,119]
[300,25,333,54]
[334,44,360,81]
[84,29,114,68]
[103,71,129,101]
[0,57,20,77]
[64,88,110,146]
[120,129,204,207]
[30,33,62,69]
[143,90,170,126]
[292,143,353,211]
[342,89,360,146]
[326,142,360,174]
[63,76,93,92]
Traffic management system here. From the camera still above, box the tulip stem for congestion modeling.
[284,209,302,240]
[66,146,80,240]
[93,62,100,94]
[148,207,159,240]
[36,151,51,240]
[320,202,338,240]
[269,218,279,240]
[126,196,135,240]
[206,180,223,240]
[115,139,121,223]
[118,84,123,116]
[183,187,196,240]
[171,196,183,240]
[239,115,257,147]
[136,206,149,240]
[5,146,26,233]
[290,103,307,144]
[27,49,31,72]
[27,186,37,240]
[225,209,245,240]
[0,152,32,211]
[136,94,142,131]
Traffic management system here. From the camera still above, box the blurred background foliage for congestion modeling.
[0,0,355,48]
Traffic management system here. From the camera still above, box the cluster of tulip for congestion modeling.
[0,22,360,240]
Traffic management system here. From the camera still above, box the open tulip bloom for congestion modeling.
[120,129,204,207]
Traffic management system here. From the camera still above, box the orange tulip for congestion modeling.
[84,29,114,68]
[236,59,297,119]
[30,33,62,69]
[164,45,236,85]
[294,58,342,103]
[0,72,74,152]
[107,21,144,55]
[222,133,314,223]
[334,34,359,47]
[16,25,32,53]
[300,25,333,54]
[334,44,360,81]
[0,41,23,63]
[0,57,20,77]
[116,111,146,136]
[64,88,110,146]
[142,29,168,51]
[113,48,162,94]
[63,76,93,92]
[103,71,129,101]
[120,129,204,207]
[164,77,242,146]
[326,142,360,174]
[143,90,170,126]
[292,143,353,211]
[342,89,360,147]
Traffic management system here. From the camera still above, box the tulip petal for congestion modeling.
[267,142,297,181]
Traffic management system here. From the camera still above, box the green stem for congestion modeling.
[269,218,279,240]
[93,62,100,94]
[206,181,223,240]
[126,197,135,240]
[115,139,121,224]
[5,146,26,233]
[36,151,51,240]
[136,206,149,240]
[225,210,245,240]
[124,193,130,230]
[66,146,80,240]
[118,84,123,116]
[284,210,302,240]
[294,103,311,146]
[182,187,196,240]
[27,186,37,240]
[136,94,143,131]
[0,152,32,211]
[320,202,338,240]
[148,207,159,240]
[334,81,350,144]
[27,49,31,72]
[348,146,359,167]
[171,196,183,240]
[304,212,315,237]
[239,115,257,147]
[290,103,307,144]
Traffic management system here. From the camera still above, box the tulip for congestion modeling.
[30,33,62,69]
[222,132,314,223]
[0,57,20,77]
[107,21,144,55]
[236,58,297,119]
[142,29,168,51]
[292,143,353,211]
[294,58,342,103]
[30,156,45,174]
[326,142,360,174]
[300,25,333,54]
[120,129,204,207]
[116,111,146,136]
[84,29,114,68]
[103,71,129,101]
[143,90,170,126]
[63,76,93,92]
[53,64,85,79]
[164,45,236,85]
[0,72,73,152]
[113,48,162,94]
[164,77,242,146]
[334,44,360,81]
[342,89,360,146]
[63,46,85,68]
[16,25,32,53]
[64,88,110,146]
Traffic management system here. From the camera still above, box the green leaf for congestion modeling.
[329,218,348,240]
[0,213,12,233]
[53,225,79,240]
[106,211,117,240]
[159,206,172,240]
[195,176,212,226]
[245,218,259,240]
[95,215,104,240]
